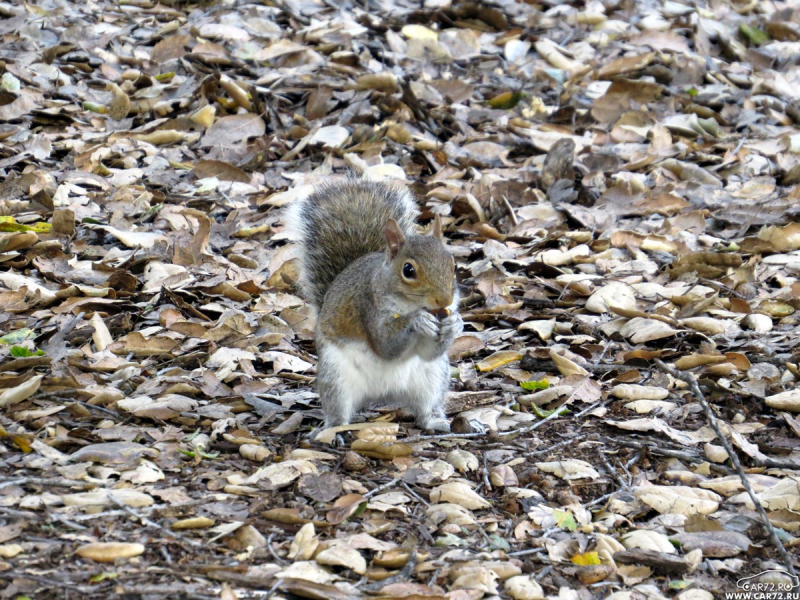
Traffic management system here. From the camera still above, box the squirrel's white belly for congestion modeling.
[325,340,437,402]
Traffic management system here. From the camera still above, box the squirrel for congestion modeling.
[284,176,462,432]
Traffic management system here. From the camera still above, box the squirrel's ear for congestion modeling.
[385,218,406,259]
[431,214,444,240]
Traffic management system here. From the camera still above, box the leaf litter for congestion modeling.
[1,0,800,598]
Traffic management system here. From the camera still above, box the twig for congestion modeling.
[520,356,641,374]
[50,512,89,531]
[360,550,418,592]
[526,434,581,456]
[0,506,37,518]
[655,359,797,579]
[266,533,288,565]
[599,450,629,490]
[481,454,492,493]
[607,436,730,470]
[265,578,284,599]
[508,547,547,557]
[584,492,614,509]
[280,124,319,161]
[499,404,569,439]
[109,495,202,547]
[404,431,485,443]
[697,277,746,299]
[401,481,429,507]
[500,195,518,227]
[574,396,614,419]
[364,476,403,499]
[70,498,208,521]
[0,476,98,491]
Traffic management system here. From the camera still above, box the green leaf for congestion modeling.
[0,218,52,233]
[10,346,45,357]
[183,429,202,442]
[520,379,549,391]
[487,90,524,110]
[686,87,698,98]
[740,23,769,46]
[553,509,577,531]
[30,222,52,233]
[83,101,108,114]
[89,572,119,584]
[488,534,511,551]
[1,72,20,92]
[531,404,570,418]
[0,329,36,345]
[668,580,691,591]
[352,501,368,518]
[434,532,467,547]
[0,221,30,233]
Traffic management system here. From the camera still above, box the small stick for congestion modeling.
[655,359,797,579]
[0,477,98,491]
[481,454,492,493]
[267,533,288,565]
[401,481,430,507]
[508,547,546,557]
[599,450,629,490]
[360,550,418,592]
[265,578,284,599]
[404,431,484,443]
[109,496,202,548]
[364,476,403,499]
[526,434,581,457]
[499,404,569,439]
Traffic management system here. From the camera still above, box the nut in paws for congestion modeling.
[438,312,463,341]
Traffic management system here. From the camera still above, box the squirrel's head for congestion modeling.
[384,216,456,311]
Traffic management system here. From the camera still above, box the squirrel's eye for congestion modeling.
[402,262,416,279]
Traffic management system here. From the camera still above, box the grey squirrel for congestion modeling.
[284,177,462,432]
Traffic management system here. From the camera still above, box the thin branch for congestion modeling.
[0,476,98,491]
[364,476,403,499]
[599,450,629,491]
[109,495,203,548]
[360,550,418,592]
[606,436,731,471]
[404,431,485,443]
[499,404,570,439]
[655,359,797,579]
[266,533,288,565]
[401,481,430,507]
[526,434,582,456]
[508,547,547,557]
[70,498,208,522]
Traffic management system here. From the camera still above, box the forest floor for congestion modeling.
[0,0,800,598]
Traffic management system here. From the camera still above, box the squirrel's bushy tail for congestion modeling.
[284,177,419,308]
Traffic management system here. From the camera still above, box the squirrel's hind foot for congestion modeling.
[417,417,451,433]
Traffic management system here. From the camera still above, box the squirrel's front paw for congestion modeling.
[412,311,440,339]
[437,312,463,343]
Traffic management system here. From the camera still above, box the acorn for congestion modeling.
[429,308,450,320]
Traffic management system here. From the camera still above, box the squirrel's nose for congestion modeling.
[436,294,453,309]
